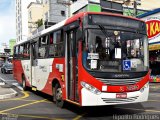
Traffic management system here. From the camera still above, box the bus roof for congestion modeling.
[27,12,144,41]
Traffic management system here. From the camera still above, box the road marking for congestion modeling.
[148,100,160,102]
[11,99,53,103]
[1,113,65,120]
[0,91,29,102]
[73,114,86,120]
[0,99,47,113]
[149,94,160,97]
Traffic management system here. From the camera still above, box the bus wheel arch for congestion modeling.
[52,79,65,108]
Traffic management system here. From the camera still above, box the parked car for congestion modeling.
[0,61,4,67]
[1,63,13,74]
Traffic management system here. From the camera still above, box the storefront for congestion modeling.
[138,8,160,82]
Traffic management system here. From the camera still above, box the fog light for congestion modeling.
[140,82,149,93]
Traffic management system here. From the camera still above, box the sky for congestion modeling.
[0,0,16,47]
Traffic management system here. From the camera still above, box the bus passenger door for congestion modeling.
[65,29,79,102]
[31,41,38,87]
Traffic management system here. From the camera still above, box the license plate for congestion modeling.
[116,93,127,98]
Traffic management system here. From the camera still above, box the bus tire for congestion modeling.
[22,75,27,91]
[55,83,65,108]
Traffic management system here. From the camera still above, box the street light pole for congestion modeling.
[133,0,137,17]
[68,0,71,18]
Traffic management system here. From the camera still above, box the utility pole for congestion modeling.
[68,0,71,18]
[133,0,141,17]
[133,0,137,17]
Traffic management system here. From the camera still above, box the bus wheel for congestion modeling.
[22,75,27,91]
[55,84,65,108]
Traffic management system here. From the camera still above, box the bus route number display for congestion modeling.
[123,60,131,71]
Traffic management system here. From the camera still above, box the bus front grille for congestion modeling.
[97,77,142,85]
[101,96,138,103]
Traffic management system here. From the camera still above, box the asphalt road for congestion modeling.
[0,72,160,120]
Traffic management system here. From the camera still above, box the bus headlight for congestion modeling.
[81,81,101,95]
[140,82,149,93]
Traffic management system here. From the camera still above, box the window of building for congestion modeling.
[61,11,65,16]
[29,11,32,19]
[45,0,48,4]
[45,12,48,21]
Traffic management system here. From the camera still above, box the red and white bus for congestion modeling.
[13,12,149,107]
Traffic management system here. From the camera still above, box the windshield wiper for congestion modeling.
[98,25,108,38]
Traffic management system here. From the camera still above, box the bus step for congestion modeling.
[32,87,37,91]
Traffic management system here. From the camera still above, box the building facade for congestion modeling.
[70,0,151,17]
[138,8,160,82]
[16,0,36,44]
[28,0,68,36]
[49,0,68,24]
[28,2,44,36]
[9,39,16,56]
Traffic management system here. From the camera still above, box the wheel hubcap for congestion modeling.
[56,88,62,101]
[23,80,25,88]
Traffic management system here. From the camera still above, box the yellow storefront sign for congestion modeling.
[149,44,160,51]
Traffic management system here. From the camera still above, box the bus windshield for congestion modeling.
[83,29,149,72]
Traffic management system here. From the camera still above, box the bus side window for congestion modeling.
[14,46,19,59]
[38,35,48,58]
[49,32,55,56]
[24,43,30,59]
[49,30,64,57]
[19,44,24,58]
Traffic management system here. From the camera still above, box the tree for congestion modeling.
[35,19,43,27]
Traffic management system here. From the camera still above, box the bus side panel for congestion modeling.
[33,58,53,92]
[13,60,24,84]
[40,58,65,97]
[21,60,31,87]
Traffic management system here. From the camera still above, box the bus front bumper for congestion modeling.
[81,82,149,106]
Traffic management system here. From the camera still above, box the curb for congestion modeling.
[0,77,18,100]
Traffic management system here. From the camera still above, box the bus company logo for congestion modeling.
[146,18,160,40]
[120,87,124,92]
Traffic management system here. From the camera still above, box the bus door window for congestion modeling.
[68,31,74,100]
[31,41,38,65]
[66,29,78,102]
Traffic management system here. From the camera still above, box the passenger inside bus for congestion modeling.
[95,36,107,60]
[109,40,121,60]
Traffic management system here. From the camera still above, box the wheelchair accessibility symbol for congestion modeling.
[123,60,131,70]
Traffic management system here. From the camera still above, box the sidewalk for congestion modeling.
[0,80,18,100]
